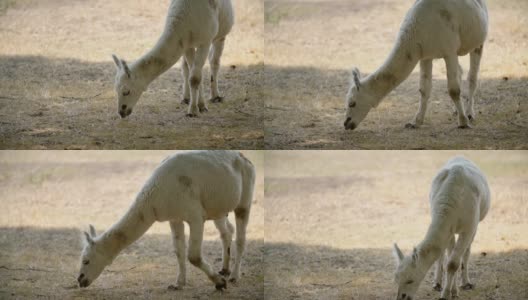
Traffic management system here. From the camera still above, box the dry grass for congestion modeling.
[264,0,528,149]
[264,151,528,299]
[0,151,264,299]
[0,0,264,149]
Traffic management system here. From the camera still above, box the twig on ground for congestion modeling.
[310,280,354,287]
[0,265,53,273]
[0,95,18,100]
[265,105,290,111]
[60,93,103,100]
[235,108,253,117]
[497,83,528,91]
[106,266,137,273]
[508,121,527,129]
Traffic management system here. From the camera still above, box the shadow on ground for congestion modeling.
[0,226,264,299]
[0,55,264,149]
[264,65,528,149]
[264,242,528,300]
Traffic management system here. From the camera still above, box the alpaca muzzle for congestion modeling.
[344,117,356,130]
[77,274,90,288]
[119,108,133,118]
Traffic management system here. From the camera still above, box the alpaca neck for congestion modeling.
[417,215,452,270]
[131,27,184,87]
[363,41,419,106]
[97,200,155,260]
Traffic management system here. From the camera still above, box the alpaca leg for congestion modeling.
[197,75,208,113]
[407,59,433,128]
[193,44,211,116]
[441,232,475,300]
[209,37,226,103]
[460,235,476,290]
[451,64,463,115]
[444,55,470,128]
[230,206,250,283]
[181,59,190,105]
[441,235,456,296]
[188,219,227,290]
[186,44,211,117]
[214,217,234,277]
[467,46,483,121]
[184,49,198,116]
[168,221,186,290]
[433,250,445,291]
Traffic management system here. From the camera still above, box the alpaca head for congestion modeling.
[77,225,111,288]
[344,68,371,130]
[392,243,426,300]
[112,54,145,118]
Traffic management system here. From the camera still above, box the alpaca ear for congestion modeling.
[411,247,418,265]
[121,59,131,78]
[393,243,404,264]
[83,231,94,246]
[352,67,361,91]
[89,224,96,238]
[112,54,122,69]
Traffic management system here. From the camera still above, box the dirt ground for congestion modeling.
[0,151,264,299]
[264,151,528,299]
[0,0,264,149]
[264,0,528,149]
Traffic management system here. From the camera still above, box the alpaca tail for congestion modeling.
[435,169,450,184]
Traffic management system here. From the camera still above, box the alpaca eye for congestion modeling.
[349,102,356,108]
[123,91,130,96]
[83,260,89,265]
[405,280,414,284]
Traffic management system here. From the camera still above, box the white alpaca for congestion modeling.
[77,151,255,291]
[392,157,490,300]
[112,0,234,118]
[344,0,488,130]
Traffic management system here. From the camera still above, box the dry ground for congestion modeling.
[264,0,528,149]
[0,0,264,149]
[0,151,264,299]
[265,151,528,299]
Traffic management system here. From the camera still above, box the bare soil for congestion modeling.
[0,151,265,299]
[0,0,264,149]
[264,0,528,149]
[264,151,528,299]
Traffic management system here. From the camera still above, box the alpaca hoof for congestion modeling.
[186,113,198,118]
[433,283,442,291]
[228,277,237,283]
[168,284,182,291]
[461,283,474,290]
[405,123,417,129]
[198,105,208,113]
[219,269,231,277]
[215,278,227,290]
[210,96,224,103]
[468,114,474,121]
[458,124,471,129]
[182,98,190,105]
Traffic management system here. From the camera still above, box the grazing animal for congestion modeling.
[77,151,255,291]
[344,0,488,130]
[393,157,490,300]
[112,0,234,118]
